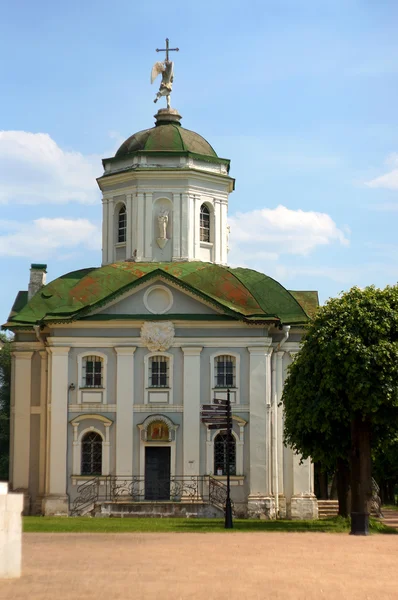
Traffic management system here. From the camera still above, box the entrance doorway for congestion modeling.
[145,447,171,500]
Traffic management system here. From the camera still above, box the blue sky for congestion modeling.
[1,0,398,323]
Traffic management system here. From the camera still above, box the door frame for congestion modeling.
[138,415,178,479]
[144,446,172,500]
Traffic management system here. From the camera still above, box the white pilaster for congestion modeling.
[276,351,284,496]
[144,192,153,260]
[136,193,144,260]
[102,198,109,264]
[182,347,202,476]
[194,195,201,259]
[103,424,111,476]
[220,200,228,264]
[172,192,181,260]
[107,199,113,263]
[181,193,189,260]
[38,350,48,500]
[126,193,133,259]
[247,344,274,518]
[115,347,136,476]
[43,347,70,516]
[213,199,221,263]
[11,352,33,494]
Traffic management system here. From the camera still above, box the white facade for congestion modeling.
[7,108,317,520]
[98,113,234,266]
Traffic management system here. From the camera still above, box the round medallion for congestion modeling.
[143,285,174,314]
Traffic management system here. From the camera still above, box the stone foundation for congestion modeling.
[0,482,23,579]
[287,495,318,520]
[277,495,287,519]
[94,502,223,518]
[42,495,69,516]
[247,495,276,519]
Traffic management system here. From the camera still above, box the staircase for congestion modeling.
[71,475,233,517]
[318,500,339,518]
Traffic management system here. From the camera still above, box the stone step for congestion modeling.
[94,501,224,519]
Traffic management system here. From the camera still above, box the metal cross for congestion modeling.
[156,38,179,62]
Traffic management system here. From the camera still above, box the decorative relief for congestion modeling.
[157,207,169,249]
[141,321,175,352]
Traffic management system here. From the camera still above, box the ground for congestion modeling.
[1,531,398,600]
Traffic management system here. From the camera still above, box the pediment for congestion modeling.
[89,278,223,318]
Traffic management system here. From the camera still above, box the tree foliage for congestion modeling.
[0,333,12,480]
[282,285,398,520]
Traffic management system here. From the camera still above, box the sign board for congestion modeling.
[213,398,228,406]
[207,423,228,430]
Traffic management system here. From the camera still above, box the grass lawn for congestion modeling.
[23,516,396,534]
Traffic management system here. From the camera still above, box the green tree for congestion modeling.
[0,334,11,481]
[373,435,398,505]
[283,285,398,535]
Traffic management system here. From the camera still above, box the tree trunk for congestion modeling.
[336,458,351,517]
[314,462,329,499]
[350,413,372,535]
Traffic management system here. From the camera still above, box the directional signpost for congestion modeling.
[200,391,233,529]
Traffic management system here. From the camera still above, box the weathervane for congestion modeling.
[151,38,179,109]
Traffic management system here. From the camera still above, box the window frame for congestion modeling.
[210,352,240,404]
[76,352,108,405]
[81,355,104,389]
[144,352,174,405]
[80,430,103,476]
[200,203,211,243]
[117,204,127,244]
[148,355,169,388]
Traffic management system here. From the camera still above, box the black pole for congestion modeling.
[225,389,233,529]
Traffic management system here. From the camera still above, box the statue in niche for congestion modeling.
[157,207,169,249]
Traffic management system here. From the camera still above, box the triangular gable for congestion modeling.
[88,278,224,319]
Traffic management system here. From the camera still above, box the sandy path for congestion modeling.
[1,532,397,600]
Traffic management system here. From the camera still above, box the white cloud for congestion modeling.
[0,218,101,258]
[0,131,101,204]
[228,205,349,263]
[366,153,398,191]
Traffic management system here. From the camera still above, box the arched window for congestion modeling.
[200,204,210,242]
[214,432,236,476]
[149,356,169,388]
[81,432,102,475]
[82,356,103,388]
[215,355,236,388]
[118,205,127,243]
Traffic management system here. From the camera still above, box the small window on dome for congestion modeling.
[118,205,127,243]
[200,204,210,243]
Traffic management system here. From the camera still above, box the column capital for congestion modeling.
[46,346,70,356]
[247,344,273,356]
[181,346,203,356]
[12,351,33,360]
[114,346,137,356]
[276,350,285,359]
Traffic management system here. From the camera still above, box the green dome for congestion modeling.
[6,262,317,328]
[116,123,218,158]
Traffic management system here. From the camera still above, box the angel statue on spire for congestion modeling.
[151,38,179,109]
[151,61,174,108]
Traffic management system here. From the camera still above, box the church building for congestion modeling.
[4,61,319,519]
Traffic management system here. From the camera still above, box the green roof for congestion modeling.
[4,262,317,329]
[116,123,218,158]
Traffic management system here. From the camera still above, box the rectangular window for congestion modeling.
[118,207,127,243]
[215,355,235,388]
[82,356,103,388]
[149,356,169,388]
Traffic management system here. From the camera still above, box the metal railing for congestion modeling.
[71,474,236,516]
